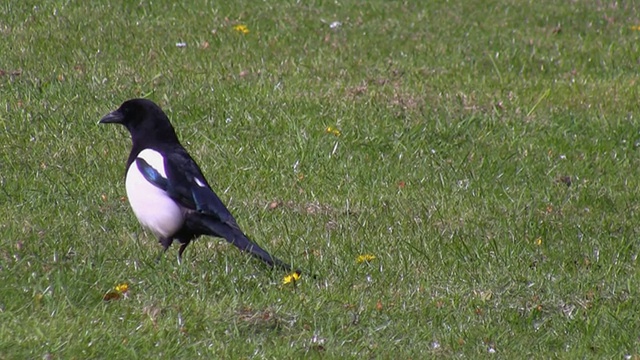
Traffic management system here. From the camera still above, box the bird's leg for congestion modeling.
[177,241,190,262]
[156,237,173,263]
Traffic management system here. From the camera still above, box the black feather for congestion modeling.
[136,158,169,190]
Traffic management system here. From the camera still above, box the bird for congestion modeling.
[99,98,293,272]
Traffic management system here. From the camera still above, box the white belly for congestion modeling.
[125,149,185,238]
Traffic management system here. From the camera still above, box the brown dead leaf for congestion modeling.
[325,220,338,231]
[0,69,22,77]
[303,249,322,258]
[556,176,571,187]
[143,305,164,327]
[267,201,280,210]
[603,14,615,25]
[103,291,121,301]
[348,84,368,96]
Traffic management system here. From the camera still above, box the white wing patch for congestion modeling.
[137,149,168,177]
[195,177,206,187]
[125,149,184,238]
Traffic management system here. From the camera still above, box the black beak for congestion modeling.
[99,111,123,124]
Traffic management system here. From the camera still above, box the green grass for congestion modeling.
[2,0,640,357]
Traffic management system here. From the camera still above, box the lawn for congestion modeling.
[1,0,640,358]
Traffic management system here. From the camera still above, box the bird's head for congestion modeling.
[100,98,179,144]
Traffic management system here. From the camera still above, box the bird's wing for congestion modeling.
[135,148,237,225]
[135,157,169,190]
[136,147,293,271]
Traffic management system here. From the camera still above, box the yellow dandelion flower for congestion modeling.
[535,237,542,246]
[357,254,376,263]
[326,126,341,136]
[115,283,129,293]
[631,25,640,31]
[233,24,250,34]
[283,271,301,285]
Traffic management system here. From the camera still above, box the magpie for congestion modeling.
[99,98,292,271]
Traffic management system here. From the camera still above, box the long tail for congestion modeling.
[186,214,293,271]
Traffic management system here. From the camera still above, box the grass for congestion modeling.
[1,0,640,357]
